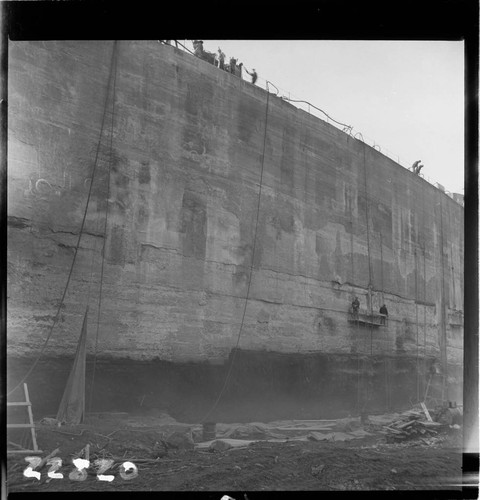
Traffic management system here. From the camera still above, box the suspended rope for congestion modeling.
[88,41,119,412]
[8,41,119,397]
[281,97,352,132]
[361,142,375,359]
[438,194,448,401]
[200,85,271,423]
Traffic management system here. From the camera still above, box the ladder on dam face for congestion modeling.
[7,383,42,454]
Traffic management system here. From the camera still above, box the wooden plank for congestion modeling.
[7,402,31,407]
[396,420,416,429]
[7,424,35,428]
[7,450,43,455]
[384,426,403,434]
[420,402,433,422]
[35,448,60,470]
[418,421,442,428]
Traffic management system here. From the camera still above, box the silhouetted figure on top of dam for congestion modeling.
[411,160,424,174]
[245,67,258,84]
[193,40,204,57]
[216,48,225,70]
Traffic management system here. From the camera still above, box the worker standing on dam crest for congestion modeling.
[217,48,225,70]
[411,160,424,174]
[379,304,388,325]
[245,67,258,84]
[193,40,204,57]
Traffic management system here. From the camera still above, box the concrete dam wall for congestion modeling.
[7,41,464,420]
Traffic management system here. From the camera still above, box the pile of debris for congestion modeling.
[380,408,445,443]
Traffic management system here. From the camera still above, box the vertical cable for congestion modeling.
[7,41,119,397]
[423,245,427,375]
[438,195,448,402]
[415,248,419,401]
[362,144,373,290]
[380,232,384,304]
[88,41,118,412]
[200,84,271,423]
[361,144,374,361]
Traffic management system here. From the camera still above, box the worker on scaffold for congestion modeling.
[379,304,388,325]
[352,296,360,318]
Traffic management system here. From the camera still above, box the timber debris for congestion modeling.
[380,408,445,442]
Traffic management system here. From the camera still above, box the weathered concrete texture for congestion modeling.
[7,351,462,422]
[8,41,463,382]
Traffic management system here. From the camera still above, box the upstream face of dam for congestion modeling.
[7,41,464,422]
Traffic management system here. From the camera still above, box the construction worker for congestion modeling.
[217,48,225,70]
[229,57,237,74]
[352,296,360,317]
[411,160,421,173]
[416,162,424,174]
[245,67,258,84]
[192,40,204,58]
[379,304,388,325]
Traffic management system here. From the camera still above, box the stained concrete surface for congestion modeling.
[7,350,462,423]
[7,40,464,412]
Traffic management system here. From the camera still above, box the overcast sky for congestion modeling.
[199,40,464,195]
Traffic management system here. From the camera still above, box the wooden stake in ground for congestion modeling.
[420,402,433,422]
[34,448,61,471]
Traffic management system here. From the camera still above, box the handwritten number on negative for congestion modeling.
[23,456,42,481]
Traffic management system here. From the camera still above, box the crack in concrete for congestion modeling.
[48,226,105,238]
[127,241,437,309]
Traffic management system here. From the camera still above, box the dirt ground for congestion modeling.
[6,411,464,493]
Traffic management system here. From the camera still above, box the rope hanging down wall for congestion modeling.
[88,41,119,412]
[201,83,272,423]
[8,41,119,397]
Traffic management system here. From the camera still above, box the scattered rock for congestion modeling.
[349,429,372,437]
[332,432,356,442]
[191,429,203,442]
[147,409,177,424]
[209,440,233,452]
[165,430,194,450]
[311,464,325,476]
[307,432,333,441]
[40,417,60,426]
[152,441,168,458]
[391,468,397,474]
[334,418,362,432]
[307,431,355,442]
